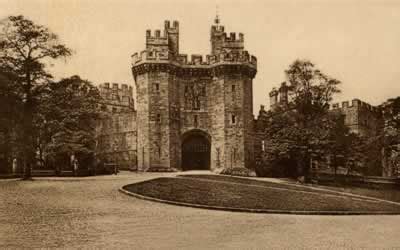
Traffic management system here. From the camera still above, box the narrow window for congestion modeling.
[194,115,198,127]
[112,107,117,113]
[232,84,236,92]
[231,114,236,124]
[155,83,159,91]
[157,114,161,123]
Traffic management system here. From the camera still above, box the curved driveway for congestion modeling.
[1,172,399,249]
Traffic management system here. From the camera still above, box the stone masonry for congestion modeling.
[131,18,257,172]
[96,83,137,170]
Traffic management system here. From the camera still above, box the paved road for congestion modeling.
[1,172,399,249]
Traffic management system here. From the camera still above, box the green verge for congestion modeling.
[122,175,400,214]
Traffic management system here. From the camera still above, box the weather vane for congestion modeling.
[215,4,220,25]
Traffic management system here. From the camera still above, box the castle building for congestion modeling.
[131,18,257,171]
[95,18,396,178]
[96,83,137,170]
[97,18,257,172]
[258,81,400,177]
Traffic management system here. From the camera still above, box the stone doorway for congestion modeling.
[181,131,210,171]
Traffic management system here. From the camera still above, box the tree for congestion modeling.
[286,60,341,179]
[381,97,400,176]
[286,60,341,119]
[36,76,102,174]
[0,15,72,179]
[0,69,23,173]
[258,60,342,181]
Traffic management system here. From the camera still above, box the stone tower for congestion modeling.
[131,18,257,172]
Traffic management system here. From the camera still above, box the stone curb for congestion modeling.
[119,184,400,216]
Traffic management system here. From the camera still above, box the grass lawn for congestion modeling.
[123,175,400,213]
[308,184,400,203]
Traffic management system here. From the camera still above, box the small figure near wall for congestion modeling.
[12,158,17,175]
[73,159,79,176]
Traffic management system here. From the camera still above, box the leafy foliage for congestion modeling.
[0,69,23,173]
[286,60,341,119]
[36,76,102,169]
[0,16,72,83]
[257,60,347,179]
[382,97,400,175]
[0,15,72,178]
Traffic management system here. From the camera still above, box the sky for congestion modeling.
[1,0,400,114]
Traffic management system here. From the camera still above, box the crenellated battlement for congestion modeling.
[145,20,179,56]
[330,99,380,113]
[132,20,256,79]
[222,32,244,42]
[145,29,168,48]
[98,82,135,109]
[99,82,133,94]
[145,20,178,39]
[132,49,257,68]
[164,20,179,31]
[131,50,170,64]
[146,29,167,39]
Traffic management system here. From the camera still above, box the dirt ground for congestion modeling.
[1,171,400,249]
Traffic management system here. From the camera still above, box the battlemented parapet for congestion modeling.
[328,98,381,137]
[210,18,244,55]
[98,82,135,111]
[96,82,137,171]
[131,49,257,69]
[131,19,256,79]
[330,99,380,113]
[145,20,179,59]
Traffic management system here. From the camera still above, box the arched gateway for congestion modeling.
[181,130,211,171]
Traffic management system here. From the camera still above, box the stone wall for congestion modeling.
[135,73,150,171]
[208,76,225,171]
[148,71,171,170]
[331,99,381,137]
[96,83,137,170]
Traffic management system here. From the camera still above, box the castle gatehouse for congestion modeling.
[131,18,257,171]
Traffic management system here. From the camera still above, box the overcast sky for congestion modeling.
[1,0,400,114]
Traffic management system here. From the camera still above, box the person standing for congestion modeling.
[12,158,17,175]
[73,159,79,176]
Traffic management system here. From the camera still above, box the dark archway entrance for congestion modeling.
[181,131,210,171]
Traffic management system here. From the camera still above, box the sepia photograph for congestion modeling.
[1,0,400,249]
